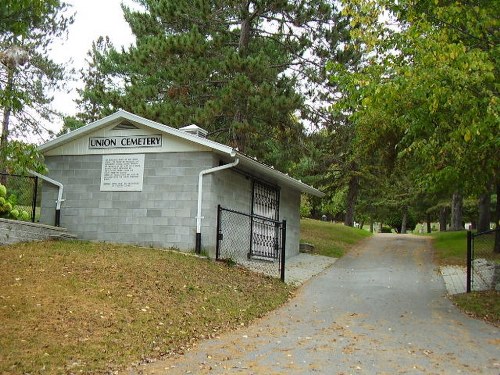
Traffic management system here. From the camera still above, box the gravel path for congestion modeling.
[130,234,500,374]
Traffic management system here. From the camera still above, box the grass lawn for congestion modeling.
[450,291,500,327]
[0,240,292,374]
[300,218,372,258]
[430,230,468,266]
[428,230,500,325]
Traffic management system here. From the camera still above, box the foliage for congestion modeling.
[384,208,417,233]
[75,0,337,171]
[0,140,46,174]
[340,0,498,195]
[300,218,371,258]
[0,240,292,374]
[57,115,86,136]
[326,0,499,232]
[295,13,364,226]
[72,35,116,126]
[300,194,312,218]
[0,0,73,170]
[0,0,63,37]
[0,182,30,221]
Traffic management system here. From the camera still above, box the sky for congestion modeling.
[48,0,136,132]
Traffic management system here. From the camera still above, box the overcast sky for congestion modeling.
[49,0,135,131]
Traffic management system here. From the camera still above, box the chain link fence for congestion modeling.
[216,205,286,281]
[0,173,39,222]
[467,229,500,292]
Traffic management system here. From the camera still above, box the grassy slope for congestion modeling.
[300,218,372,258]
[0,241,291,374]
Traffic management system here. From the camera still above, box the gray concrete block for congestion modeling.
[147,209,162,217]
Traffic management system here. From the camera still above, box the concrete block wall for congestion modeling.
[0,218,75,245]
[278,188,301,258]
[206,165,301,259]
[201,164,253,257]
[40,151,303,259]
[40,152,215,250]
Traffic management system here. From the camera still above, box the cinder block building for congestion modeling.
[38,110,323,260]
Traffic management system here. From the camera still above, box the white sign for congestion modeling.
[89,135,162,149]
[100,154,145,191]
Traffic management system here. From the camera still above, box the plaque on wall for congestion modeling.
[100,154,145,191]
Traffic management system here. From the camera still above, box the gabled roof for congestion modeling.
[39,110,236,156]
[39,110,324,197]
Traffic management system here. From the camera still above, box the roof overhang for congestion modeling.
[39,110,324,197]
[234,153,324,197]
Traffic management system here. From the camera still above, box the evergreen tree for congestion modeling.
[77,0,334,170]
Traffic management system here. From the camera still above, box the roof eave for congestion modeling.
[236,153,325,197]
[38,110,235,156]
[39,110,324,197]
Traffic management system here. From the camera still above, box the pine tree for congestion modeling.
[77,0,334,169]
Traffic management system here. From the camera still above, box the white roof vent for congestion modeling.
[179,124,208,138]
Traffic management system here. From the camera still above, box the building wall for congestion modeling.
[279,187,301,258]
[41,152,302,258]
[201,165,253,257]
[202,165,301,259]
[40,152,215,250]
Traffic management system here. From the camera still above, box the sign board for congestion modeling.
[90,135,162,149]
[100,154,145,191]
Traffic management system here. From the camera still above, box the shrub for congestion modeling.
[0,183,25,221]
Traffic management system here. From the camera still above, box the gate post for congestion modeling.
[31,176,38,223]
[280,220,286,282]
[466,230,472,293]
[215,205,221,260]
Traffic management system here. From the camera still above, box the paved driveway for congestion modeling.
[132,234,499,374]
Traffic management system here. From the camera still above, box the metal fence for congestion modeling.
[467,229,500,292]
[216,205,286,281]
[0,173,39,222]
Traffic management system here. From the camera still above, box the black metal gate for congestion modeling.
[216,205,286,281]
[466,229,500,292]
[251,180,280,259]
[0,173,39,222]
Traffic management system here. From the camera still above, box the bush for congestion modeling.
[0,183,27,221]
[384,210,417,233]
[381,225,393,233]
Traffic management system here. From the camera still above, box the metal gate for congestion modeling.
[216,205,286,281]
[466,229,500,292]
[251,180,280,258]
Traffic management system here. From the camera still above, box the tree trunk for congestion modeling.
[231,6,252,152]
[477,192,491,233]
[495,183,500,254]
[439,207,448,231]
[0,68,14,176]
[370,221,374,233]
[401,207,408,234]
[344,174,359,227]
[450,192,463,231]
[426,214,431,233]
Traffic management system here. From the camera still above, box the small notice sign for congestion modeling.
[100,154,145,191]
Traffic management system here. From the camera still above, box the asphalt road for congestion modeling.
[131,234,500,374]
